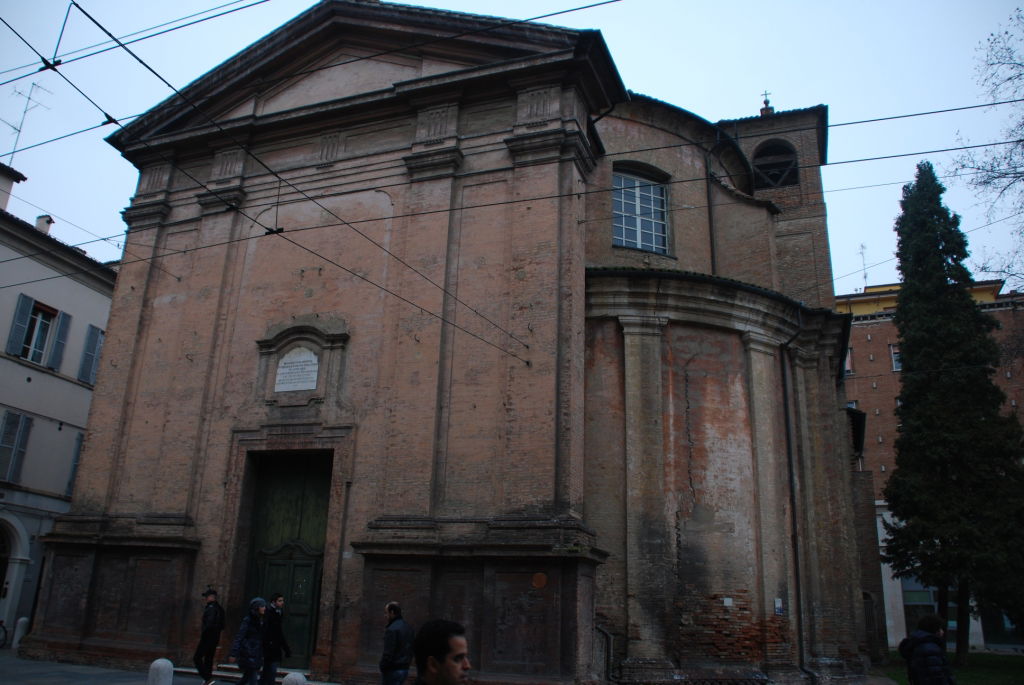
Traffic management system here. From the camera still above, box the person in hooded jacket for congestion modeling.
[898,613,956,685]
[230,597,268,685]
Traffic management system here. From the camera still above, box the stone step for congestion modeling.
[173,663,336,684]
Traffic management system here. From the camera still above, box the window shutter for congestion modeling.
[6,293,34,356]
[0,412,32,482]
[0,411,16,479]
[78,325,103,383]
[46,311,72,371]
[10,414,32,483]
[66,431,84,496]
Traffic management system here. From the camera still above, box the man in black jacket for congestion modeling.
[899,613,956,685]
[260,593,292,685]
[380,601,415,685]
[193,588,225,685]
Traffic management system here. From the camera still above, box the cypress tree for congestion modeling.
[882,161,1024,664]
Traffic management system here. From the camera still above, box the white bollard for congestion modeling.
[11,616,29,650]
[282,672,309,685]
[147,657,174,685]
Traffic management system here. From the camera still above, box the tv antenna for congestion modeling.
[2,82,52,165]
[859,243,868,292]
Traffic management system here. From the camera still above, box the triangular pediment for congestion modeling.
[212,41,472,123]
[108,0,622,152]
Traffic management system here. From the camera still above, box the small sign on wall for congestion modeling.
[275,346,318,392]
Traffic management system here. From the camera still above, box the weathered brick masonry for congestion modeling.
[22,2,873,683]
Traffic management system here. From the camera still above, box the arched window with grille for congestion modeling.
[752,140,799,189]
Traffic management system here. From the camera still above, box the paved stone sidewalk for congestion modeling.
[0,647,900,685]
[0,648,150,684]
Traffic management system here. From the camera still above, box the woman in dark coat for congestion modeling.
[230,597,268,685]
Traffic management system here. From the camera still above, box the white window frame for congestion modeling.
[6,293,71,371]
[613,172,669,255]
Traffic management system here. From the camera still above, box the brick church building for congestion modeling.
[21,2,874,682]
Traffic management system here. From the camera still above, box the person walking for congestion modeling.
[379,601,415,685]
[193,588,225,685]
[898,613,956,684]
[229,597,268,685]
[260,593,292,685]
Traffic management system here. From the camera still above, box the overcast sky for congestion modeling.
[1,0,1020,296]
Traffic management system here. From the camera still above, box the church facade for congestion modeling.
[22,2,869,682]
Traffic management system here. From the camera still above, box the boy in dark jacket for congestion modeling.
[260,593,292,685]
[898,614,956,685]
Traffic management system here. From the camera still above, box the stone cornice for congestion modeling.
[195,187,246,215]
[587,270,848,356]
[121,200,171,230]
[403,146,464,181]
[504,128,596,174]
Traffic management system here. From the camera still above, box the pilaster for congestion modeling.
[618,315,674,676]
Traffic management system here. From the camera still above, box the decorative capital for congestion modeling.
[121,200,170,231]
[403,147,464,182]
[196,187,246,215]
[504,129,596,174]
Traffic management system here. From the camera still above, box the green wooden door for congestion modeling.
[248,450,331,669]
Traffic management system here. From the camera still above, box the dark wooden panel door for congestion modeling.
[248,450,331,669]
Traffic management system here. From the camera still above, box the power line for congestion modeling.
[211,0,624,97]
[830,97,1024,128]
[0,212,532,363]
[822,210,1024,298]
[2,7,542,363]
[0,188,181,280]
[274,231,532,364]
[4,2,1021,315]
[0,0,271,88]
[67,0,630,353]
[1,147,1015,292]
[7,87,1020,177]
[0,0,1017,170]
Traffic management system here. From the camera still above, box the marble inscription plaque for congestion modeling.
[275,347,318,392]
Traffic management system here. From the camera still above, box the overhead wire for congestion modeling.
[65,0,628,353]
[0,147,1005,272]
[4,167,1018,296]
[7,87,1024,170]
[3,1,1022,327]
[3,89,1021,276]
[0,188,182,281]
[0,113,143,158]
[2,0,1019,172]
[213,0,625,96]
[0,0,271,88]
[2,2,550,363]
[0,204,532,363]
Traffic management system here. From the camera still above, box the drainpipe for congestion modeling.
[704,153,717,275]
[779,308,818,683]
